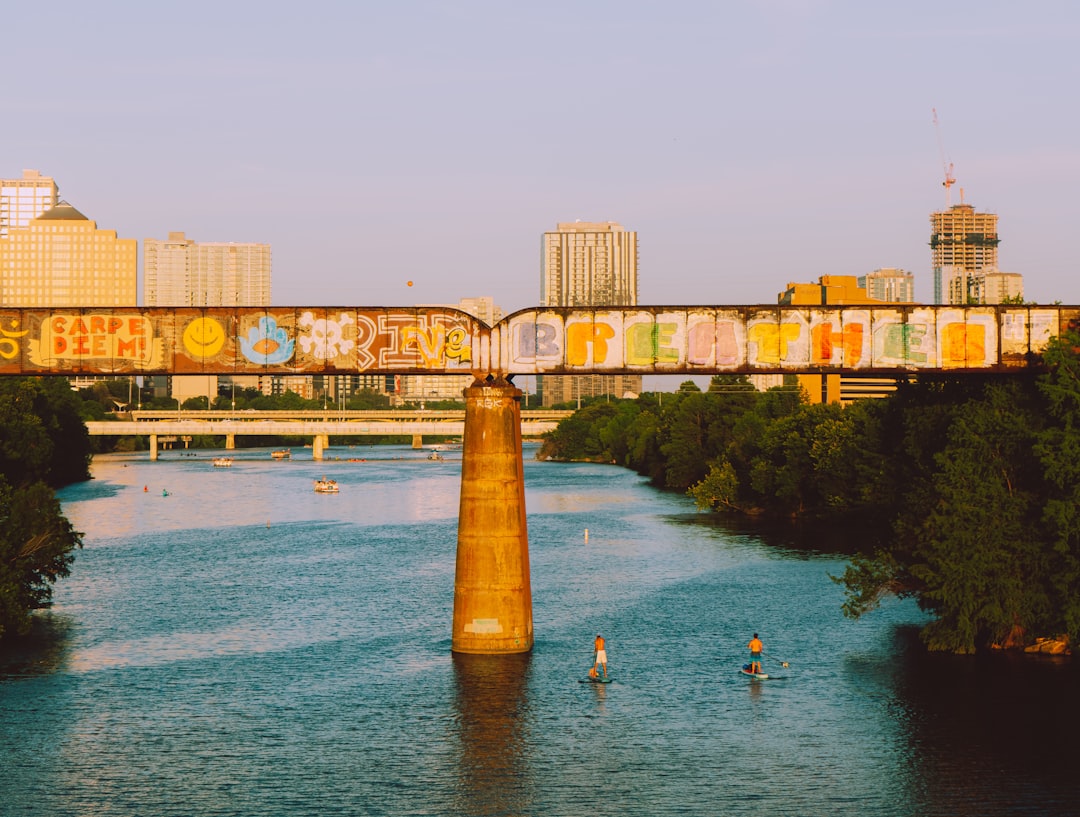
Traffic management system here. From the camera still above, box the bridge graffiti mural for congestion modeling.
[0,305,1075,376]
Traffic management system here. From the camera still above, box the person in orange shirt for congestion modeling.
[747,633,764,674]
[592,634,608,678]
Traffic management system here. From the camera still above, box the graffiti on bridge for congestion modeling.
[0,305,1073,376]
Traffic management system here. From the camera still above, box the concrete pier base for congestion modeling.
[313,434,327,460]
[149,434,158,461]
[452,379,534,654]
[225,434,235,450]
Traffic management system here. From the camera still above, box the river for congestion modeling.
[1,445,1078,816]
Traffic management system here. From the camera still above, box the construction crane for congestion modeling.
[932,107,957,207]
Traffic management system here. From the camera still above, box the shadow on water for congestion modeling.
[0,612,74,677]
[450,651,534,816]
[666,510,893,557]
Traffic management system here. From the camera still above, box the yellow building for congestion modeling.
[0,202,137,307]
[1,169,59,238]
[778,275,902,405]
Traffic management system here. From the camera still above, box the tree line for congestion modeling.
[539,330,1080,654]
[0,378,90,641]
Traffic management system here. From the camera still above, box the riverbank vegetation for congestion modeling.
[540,330,1080,655]
[0,378,90,641]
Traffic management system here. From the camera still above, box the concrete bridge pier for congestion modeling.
[412,434,423,449]
[149,434,158,461]
[452,378,533,654]
[312,434,328,460]
[225,434,235,450]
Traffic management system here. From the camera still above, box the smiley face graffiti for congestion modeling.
[182,317,227,358]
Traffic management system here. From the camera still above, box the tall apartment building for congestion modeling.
[858,267,915,303]
[144,231,271,306]
[930,203,999,304]
[540,222,641,406]
[1,169,58,238]
[0,202,137,306]
[143,231,271,403]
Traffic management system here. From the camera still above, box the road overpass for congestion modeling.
[85,409,571,459]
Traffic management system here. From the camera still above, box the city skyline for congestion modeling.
[6,2,1079,313]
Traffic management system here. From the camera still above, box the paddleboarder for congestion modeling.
[747,633,763,675]
[591,634,608,679]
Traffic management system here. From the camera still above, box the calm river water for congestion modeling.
[1,445,1078,816]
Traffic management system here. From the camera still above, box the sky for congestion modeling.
[6,0,1080,314]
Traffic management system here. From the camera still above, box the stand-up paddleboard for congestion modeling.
[740,664,768,680]
[580,675,613,683]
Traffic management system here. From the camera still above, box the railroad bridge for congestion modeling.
[3,303,1074,655]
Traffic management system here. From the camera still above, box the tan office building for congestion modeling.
[1,169,58,239]
[931,204,999,304]
[540,222,641,406]
[0,202,136,306]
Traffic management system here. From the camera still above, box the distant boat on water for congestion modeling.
[212,457,233,467]
[271,449,291,460]
[314,477,339,493]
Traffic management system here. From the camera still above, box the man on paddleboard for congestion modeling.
[592,634,608,678]
[747,633,763,675]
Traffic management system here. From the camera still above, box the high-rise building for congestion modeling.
[540,222,641,406]
[0,202,137,306]
[972,270,1024,304]
[541,221,638,306]
[1,169,58,239]
[143,231,271,306]
[930,203,999,304]
[858,267,915,303]
[143,231,271,403]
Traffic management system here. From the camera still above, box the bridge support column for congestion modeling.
[149,434,158,461]
[412,434,423,449]
[452,378,533,654]
[225,434,235,450]
[312,434,327,460]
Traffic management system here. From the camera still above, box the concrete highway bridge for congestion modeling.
[5,303,1077,656]
[84,409,572,459]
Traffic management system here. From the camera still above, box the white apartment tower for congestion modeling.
[542,221,638,306]
[143,231,271,403]
[540,222,641,406]
[1,170,58,239]
[144,231,271,306]
[858,268,915,303]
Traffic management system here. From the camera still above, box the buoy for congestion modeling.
[144,485,148,492]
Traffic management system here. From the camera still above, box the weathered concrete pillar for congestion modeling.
[452,378,533,654]
[313,434,326,460]
[149,434,158,461]
[412,434,423,449]
[225,433,235,450]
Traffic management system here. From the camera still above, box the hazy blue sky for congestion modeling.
[7,0,1079,312]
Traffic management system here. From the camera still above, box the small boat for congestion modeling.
[314,477,339,493]
[271,449,291,460]
[212,457,234,467]
[740,664,769,680]
[428,451,445,461]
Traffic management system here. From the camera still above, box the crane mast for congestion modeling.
[932,107,957,207]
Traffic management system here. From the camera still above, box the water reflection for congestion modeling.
[451,652,533,816]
